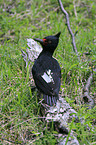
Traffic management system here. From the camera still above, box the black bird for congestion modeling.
[32,32,61,106]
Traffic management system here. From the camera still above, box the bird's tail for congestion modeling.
[43,94,59,106]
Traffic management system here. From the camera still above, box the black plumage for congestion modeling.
[32,32,61,106]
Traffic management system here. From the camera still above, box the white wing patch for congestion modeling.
[41,69,54,83]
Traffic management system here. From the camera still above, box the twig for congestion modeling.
[84,73,93,93]
[58,0,79,60]
[57,0,95,109]
[73,0,77,18]
[82,72,94,109]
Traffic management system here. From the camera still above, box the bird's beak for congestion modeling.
[33,38,43,44]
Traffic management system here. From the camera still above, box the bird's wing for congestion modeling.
[33,69,61,96]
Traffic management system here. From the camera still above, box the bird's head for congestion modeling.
[33,32,61,53]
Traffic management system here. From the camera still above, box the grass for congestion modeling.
[0,0,96,144]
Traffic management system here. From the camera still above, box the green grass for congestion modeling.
[0,0,96,144]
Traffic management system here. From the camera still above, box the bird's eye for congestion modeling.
[48,40,51,44]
